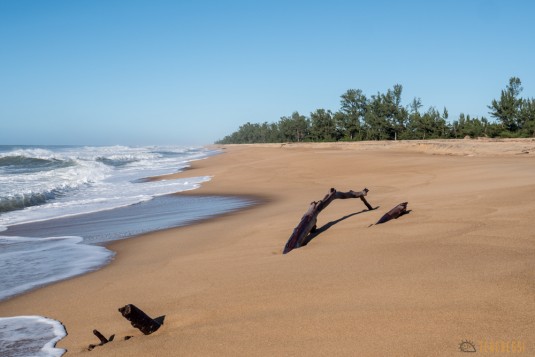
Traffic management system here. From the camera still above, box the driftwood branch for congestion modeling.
[87,329,115,351]
[118,304,165,335]
[375,202,409,224]
[283,188,374,254]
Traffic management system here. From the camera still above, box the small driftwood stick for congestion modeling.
[118,304,163,335]
[93,329,109,344]
[87,329,114,351]
[283,188,374,254]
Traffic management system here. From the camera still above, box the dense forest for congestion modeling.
[215,77,535,144]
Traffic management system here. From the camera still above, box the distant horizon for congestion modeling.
[1,1,534,146]
[0,143,210,147]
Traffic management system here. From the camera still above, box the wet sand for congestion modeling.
[1,139,534,356]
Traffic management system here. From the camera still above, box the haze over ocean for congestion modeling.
[1,1,534,146]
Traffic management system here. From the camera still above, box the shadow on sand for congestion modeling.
[301,207,379,247]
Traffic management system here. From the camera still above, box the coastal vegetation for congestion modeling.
[216,77,535,144]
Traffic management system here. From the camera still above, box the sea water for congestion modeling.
[0,145,253,356]
[0,316,66,357]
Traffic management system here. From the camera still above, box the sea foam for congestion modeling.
[0,145,215,227]
[0,235,113,301]
[0,316,66,357]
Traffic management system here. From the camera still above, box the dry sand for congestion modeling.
[1,139,534,356]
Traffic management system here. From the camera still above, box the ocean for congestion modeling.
[0,145,253,356]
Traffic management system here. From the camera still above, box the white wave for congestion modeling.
[0,152,111,200]
[0,145,215,226]
[0,235,114,301]
[0,175,212,227]
[0,315,66,357]
[0,148,60,160]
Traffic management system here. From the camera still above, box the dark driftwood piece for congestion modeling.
[283,188,374,254]
[118,304,164,335]
[87,329,115,351]
[376,202,409,224]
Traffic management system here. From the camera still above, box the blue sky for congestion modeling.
[1,0,534,145]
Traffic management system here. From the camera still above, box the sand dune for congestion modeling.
[1,139,533,356]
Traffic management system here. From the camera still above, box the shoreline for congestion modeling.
[1,141,534,356]
[0,193,257,303]
[0,146,255,306]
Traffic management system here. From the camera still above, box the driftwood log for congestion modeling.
[375,202,409,224]
[118,304,164,335]
[283,188,374,254]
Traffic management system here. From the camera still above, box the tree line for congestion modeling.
[215,77,535,144]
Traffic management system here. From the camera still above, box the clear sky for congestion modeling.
[1,0,534,146]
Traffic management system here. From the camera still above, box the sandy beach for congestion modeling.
[1,139,534,356]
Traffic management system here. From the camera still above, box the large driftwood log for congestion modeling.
[118,304,164,335]
[283,188,374,254]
